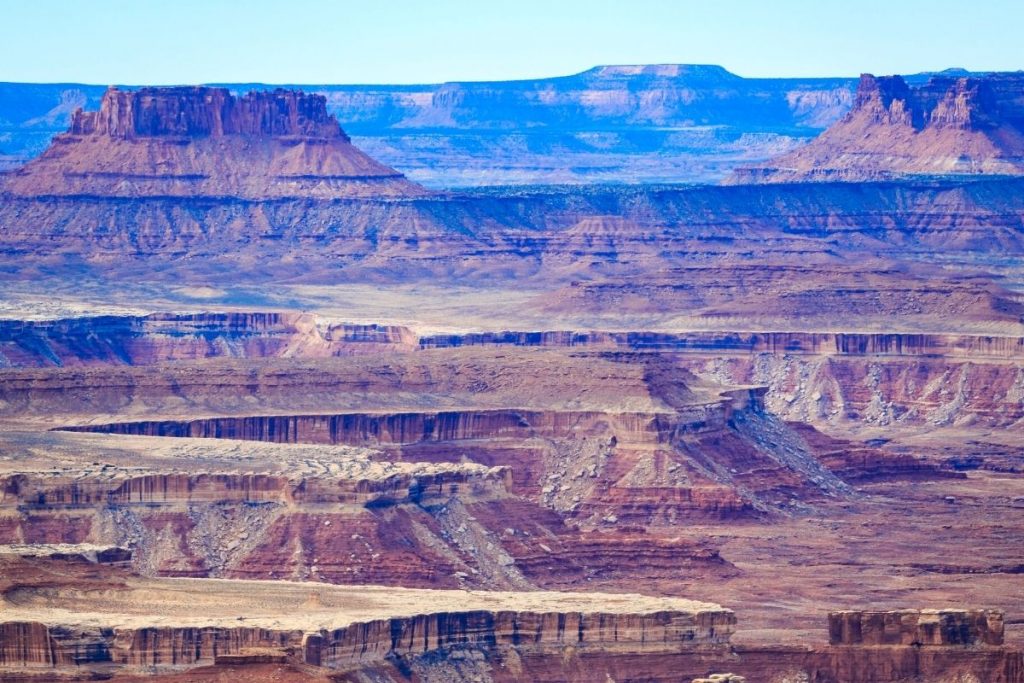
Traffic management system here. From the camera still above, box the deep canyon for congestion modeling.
[0,68,1021,682]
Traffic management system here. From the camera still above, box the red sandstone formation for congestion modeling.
[0,63,1021,683]
[16,350,870,516]
[0,432,731,589]
[420,329,1024,359]
[828,609,1005,647]
[0,346,961,518]
[0,555,1020,682]
[3,173,1024,292]
[0,555,737,677]
[0,86,426,199]
[731,73,1024,182]
[419,329,1024,429]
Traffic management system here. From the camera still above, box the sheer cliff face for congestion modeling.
[731,73,1024,183]
[0,86,427,199]
[69,87,348,140]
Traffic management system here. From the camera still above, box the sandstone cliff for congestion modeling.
[829,609,1005,647]
[0,86,426,199]
[0,555,735,675]
[418,329,1024,429]
[1,557,1020,683]
[731,73,1024,183]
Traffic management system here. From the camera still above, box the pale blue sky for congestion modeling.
[1,0,1021,84]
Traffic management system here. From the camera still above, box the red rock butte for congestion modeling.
[730,72,1024,183]
[0,86,427,199]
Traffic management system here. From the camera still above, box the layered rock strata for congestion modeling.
[420,329,1024,360]
[0,559,1020,683]
[418,330,1024,428]
[0,312,416,367]
[0,556,734,673]
[0,432,731,588]
[3,176,1024,284]
[0,347,953,523]
[828,609,1005,647]
[0,86,426,199]
[732,73,1024,182]
[55,386,863,521]
[7,313,1023,368]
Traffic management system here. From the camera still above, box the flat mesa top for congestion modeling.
[1,574,727,631]
[0,431,503,481]
[0,542,122,556]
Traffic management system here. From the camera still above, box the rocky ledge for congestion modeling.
[0,557,1020,682]
[0,556,734,672]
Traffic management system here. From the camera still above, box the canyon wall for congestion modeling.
[0,86,425,199]
[3,177,1024,283]
[417,330,1024,429]
[829,609,1005,647]
[0,312,415,367]
[2,604,1020,682]
[9,315,1023,368]
[688,353,1024,429]
[60,404,745,446]
[0,609,735,671]
[421,330,1024,360]
[4,321,1021,431]
[0,459,523,587]
[0,442,732,589]
[1,466,507,509]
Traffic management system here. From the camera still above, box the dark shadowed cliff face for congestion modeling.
[731,72,1024,183]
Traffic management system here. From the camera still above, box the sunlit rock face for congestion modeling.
[731,72,1024,183]
[0,86,427,199]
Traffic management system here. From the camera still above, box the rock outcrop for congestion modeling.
[0,555,735,674]
[828,609,1004,647]
[421,329,1024,360]
[418,329,1024,429]
[1,557,1021,683]
[0,86,426,199]
[731,72,1024,182]
[0,432,732,589]
[4,175,1024,287]
[55,385,863,521]
[0,344,960,527]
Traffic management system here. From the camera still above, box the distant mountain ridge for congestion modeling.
[1,65,859,185]
[1,66,1008,186]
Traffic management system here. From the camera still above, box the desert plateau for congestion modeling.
[0,3,1022,681]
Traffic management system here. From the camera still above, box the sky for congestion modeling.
[1,0,1022,85]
